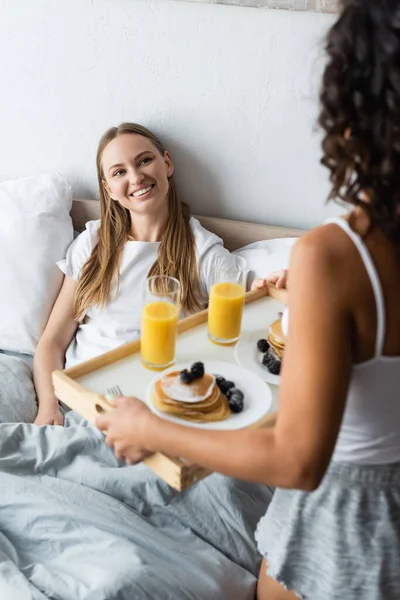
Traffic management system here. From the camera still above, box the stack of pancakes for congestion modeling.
[153,371,231,423]
[268,318,286,360]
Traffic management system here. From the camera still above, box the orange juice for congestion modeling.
[141,301,179,368]
[208,282,245,344]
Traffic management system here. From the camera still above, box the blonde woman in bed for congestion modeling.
[96,2,400,599]
[33,121,286,426]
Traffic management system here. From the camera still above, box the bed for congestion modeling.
[0,197,303,600]
[71,198,302,249]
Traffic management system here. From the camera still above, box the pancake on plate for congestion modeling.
[257,316,286,375]
[153,368,231,423]
[267,317,286,361]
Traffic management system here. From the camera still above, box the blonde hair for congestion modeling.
[74,123,202,321]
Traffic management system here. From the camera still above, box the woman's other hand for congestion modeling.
[251,269,288,292]
[34,408,64,426]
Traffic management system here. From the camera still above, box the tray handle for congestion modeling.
[53,370,113,425]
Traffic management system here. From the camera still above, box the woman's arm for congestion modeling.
[33,276,78,425]
[98,229,353,490]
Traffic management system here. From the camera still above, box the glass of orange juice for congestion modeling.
[141,275,181,370]
[208,255,247,346]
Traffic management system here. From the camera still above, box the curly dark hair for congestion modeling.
[319,0,400,246]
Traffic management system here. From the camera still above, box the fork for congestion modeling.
[94,385,123,417]
[106,385,123,401]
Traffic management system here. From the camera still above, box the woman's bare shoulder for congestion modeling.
[290,222,359,301]
[292,221,358,273]
[296,222,354,254]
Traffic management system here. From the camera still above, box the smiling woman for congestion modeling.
[101,133,173,223]
[74,123,204,321]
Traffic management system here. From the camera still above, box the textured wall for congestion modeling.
[0,0,338,229]
[178,0,337,12]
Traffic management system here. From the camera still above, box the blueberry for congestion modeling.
[268,359,281,376]
[219,380,235,395]
[229,390,244,413]
[262,355,281,375]
[180,369,193,384]
[190,361,205,380]
[214,374,226,387]
[262,353,271,367]
[231,388,244,402]
[225,386,239,400]
[257,339,269,353]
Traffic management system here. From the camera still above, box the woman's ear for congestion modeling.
[164,151,174,178]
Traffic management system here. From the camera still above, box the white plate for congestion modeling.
[235,329,281,386]
[146,360,272,430]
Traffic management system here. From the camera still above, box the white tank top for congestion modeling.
[325,217,400,464]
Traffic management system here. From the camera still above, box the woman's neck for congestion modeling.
[129,209,168,242]
[345,204,372,238]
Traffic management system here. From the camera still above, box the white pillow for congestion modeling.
[233,238,298,288]
[0,173,74,355]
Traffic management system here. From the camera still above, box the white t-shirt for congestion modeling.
[58,218,230,368]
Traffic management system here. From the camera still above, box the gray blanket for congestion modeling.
[0,362,273,600]
[0,352,37,423]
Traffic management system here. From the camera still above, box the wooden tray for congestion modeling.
[53,285,286,491]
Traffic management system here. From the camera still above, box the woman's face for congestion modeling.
[101,133,174,216]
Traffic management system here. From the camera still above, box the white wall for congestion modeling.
[0,0,338,230]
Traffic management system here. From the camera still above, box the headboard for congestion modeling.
[71,198,303,251]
